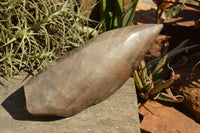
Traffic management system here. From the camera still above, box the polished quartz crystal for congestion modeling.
[24,24,163,117]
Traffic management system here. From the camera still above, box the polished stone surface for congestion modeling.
[24,24,162,117]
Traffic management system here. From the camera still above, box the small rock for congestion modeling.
[140,101,200,133]
[183,87,200,121]
[172,65,200,122]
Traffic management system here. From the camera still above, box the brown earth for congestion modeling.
[134,1,200,132]
[139,100,200,133]
[172,52,200,122]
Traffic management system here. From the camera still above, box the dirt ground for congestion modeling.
[139,36,200,132]
[134,1,200,132]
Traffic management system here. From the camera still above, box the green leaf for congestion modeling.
[165,4,184,19]
[122,0,138,27]
[113,0,123,28]
[100,0,124,31]
[133,70,144,90]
